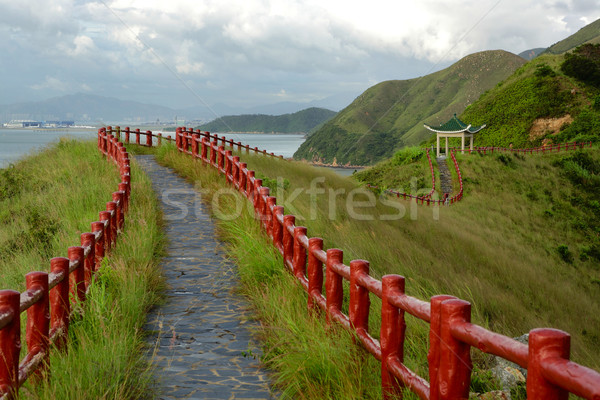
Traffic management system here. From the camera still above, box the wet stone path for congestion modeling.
[437,157,453,195]
[136,155,275,400]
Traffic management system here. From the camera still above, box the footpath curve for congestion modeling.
[138,155,275,400]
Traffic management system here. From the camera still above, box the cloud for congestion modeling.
[30,76,69,91]
[1,0,599,109]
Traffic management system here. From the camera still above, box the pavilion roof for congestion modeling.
[424,114,486,134]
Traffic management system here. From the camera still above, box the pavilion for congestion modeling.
[424,114,486,157]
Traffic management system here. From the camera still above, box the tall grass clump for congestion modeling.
[0,138,165,399]
[151,145,439,399]
[152,143,600,397]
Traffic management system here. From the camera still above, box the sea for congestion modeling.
[0,129,358,176]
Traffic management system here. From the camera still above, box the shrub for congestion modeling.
[557,244,574,263]
[561,43,600,88]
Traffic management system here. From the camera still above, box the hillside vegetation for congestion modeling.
[149,141,600,398]
[455,49,600,148]
[288,147,600,368]
[0,139,165,398]
[544,18,600,55]
[294,50,525,165]
[197,107,336,134]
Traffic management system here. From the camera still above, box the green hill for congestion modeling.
[545,18,600,55]
[293,50,526,166]
[197,107,336,134]
[455,51,600,148]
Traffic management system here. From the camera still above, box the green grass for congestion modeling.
[0,139,165,399]
[294,50,526,165]
[149,143,599,398]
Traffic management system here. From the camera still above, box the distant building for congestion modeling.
[45,121,75,128]
[3,120,42,128]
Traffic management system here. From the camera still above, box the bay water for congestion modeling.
[0,129,358,176]
[0,130,306,168]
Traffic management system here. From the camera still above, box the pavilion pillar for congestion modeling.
[470,135,474,152]
[461,134,465,154]
[445,137,449,157]
[437,134,440,157]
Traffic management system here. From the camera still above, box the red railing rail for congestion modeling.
[468,141,593,155]
[368,141,593,207]
[109,125,285,160]
[367,148,461,206]
[157,127,598,399]
[0,128,130,399]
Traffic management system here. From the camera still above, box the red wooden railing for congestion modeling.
[468,141,593,155]
[110,125,285,160]
[367,148,462,206]
[152,128,598,400]
[368,141,593,207]
[0,128,130,399]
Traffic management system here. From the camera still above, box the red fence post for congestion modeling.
[124,126,130,144]
[210,139,218,166]
[91,221,105,271]
[232,156,240,187]
[146,131,152,147]
[325,248,344,325]
[253,179,263,213]
[0,290,20,398]
[112,192,124,230]
[258,186,270,224]
[381,275,405,399]
[293,226,308,280]
[272,206,284,253]
[307,238,324,312]
[527,328,570,400]
[192,134,199,157]
[118,182,129,212]
[246,170,255,199]
[107,201,118,244]
[349,260,370,337]
[99,211,112,251]
[265,195,276,236]
[25,271,50,380]
[68,246,86,304]
[428,295,456,400]
[282,215,295,272]
[437,299,472,400]
[135,128,141,145]
[225,150,233,183]
[218,145,225,171]
[49,257,70,351]
[201,138,208,161]
[80,233,95,292]
[239,162,247,193]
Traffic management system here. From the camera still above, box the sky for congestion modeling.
[0,0,599,112]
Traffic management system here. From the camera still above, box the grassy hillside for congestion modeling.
[297,147,600,368]
[198,107,336,134]
[151,143,600,398]
[0,139,165,398]
[294,50,525,166]
[454,53,600,148]
[545,18,600,54]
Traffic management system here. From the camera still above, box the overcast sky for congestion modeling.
[1,0,599,111]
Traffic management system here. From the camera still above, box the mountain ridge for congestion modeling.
[294,50,526,165]
[197,107,337,134]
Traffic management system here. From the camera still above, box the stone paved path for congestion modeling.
[137,155,275,400]
[436,157,453,195]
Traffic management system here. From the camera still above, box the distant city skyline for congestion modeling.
[1,0,599,114]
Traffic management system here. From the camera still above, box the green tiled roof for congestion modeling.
[424,114,486,134]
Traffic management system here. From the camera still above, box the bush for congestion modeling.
[535,63,556,77]
[561,43,600,88]
[557,244,574,263]
[391,147,425,166]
